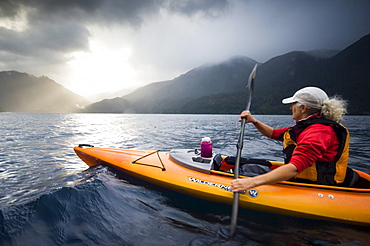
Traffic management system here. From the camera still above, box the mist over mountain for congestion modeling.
[1,34,369,115]
[0,71,89,113]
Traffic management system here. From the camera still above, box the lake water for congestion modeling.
[0,113,369,245]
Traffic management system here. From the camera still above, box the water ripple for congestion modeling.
[0,113,369,245]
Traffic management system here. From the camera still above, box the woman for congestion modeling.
[231,86,358,192]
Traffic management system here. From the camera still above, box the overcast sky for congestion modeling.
[1,0,370,99]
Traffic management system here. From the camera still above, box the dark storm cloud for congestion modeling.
[25,0,159,26]
[2,0,231,25]
[0,0,163,58]
[0,21,89,56]
[0,0,232,63]
[165,0,232,18]
[1,0,370,60]
[0,0,19,18]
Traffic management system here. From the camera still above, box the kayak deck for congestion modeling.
[74,145,370,226]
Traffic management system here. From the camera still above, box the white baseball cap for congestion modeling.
[282,87,329,109]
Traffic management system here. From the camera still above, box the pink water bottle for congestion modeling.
[200,137,212,158]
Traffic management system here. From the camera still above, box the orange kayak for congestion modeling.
[74,145,370,226]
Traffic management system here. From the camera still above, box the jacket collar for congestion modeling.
[296,113,322,125]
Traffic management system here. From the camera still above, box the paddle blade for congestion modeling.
[246,64,257,92]
[245,64,257,111]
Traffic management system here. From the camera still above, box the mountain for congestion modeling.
[83,97,133,113]
[120,56,258,113]
[197,32,368,115]
[2,34,369,115]
[305,49,339,59]
[0,71,89,113]
[87,33,368,115]
[83,87,136,102]
[251,33,370,114]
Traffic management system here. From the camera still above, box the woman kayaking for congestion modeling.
[231,86,359,192]
[74,85,370,225]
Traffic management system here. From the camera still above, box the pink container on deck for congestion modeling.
[200,137,212,158]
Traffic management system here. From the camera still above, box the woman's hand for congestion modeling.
[239,110,257,124]
[231,164,299,192]
[231,178,257,193]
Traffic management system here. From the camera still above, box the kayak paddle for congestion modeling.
[230,64,257,236]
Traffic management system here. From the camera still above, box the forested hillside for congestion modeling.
[0,71,89,113]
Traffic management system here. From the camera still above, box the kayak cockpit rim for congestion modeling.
[210,169,370,193]
[169,149,213,174]
[132,150,167,171]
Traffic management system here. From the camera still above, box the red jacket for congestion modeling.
[271,114,340,173]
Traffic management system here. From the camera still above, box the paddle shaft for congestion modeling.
[230,64,257,237]
[230,117,246,236]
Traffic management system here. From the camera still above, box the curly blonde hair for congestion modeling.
[320,96,347,122]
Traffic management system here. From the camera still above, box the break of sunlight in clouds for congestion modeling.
[67,40,137,97]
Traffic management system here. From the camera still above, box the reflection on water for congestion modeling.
[1,113,369,208]
[0,113,369,245]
